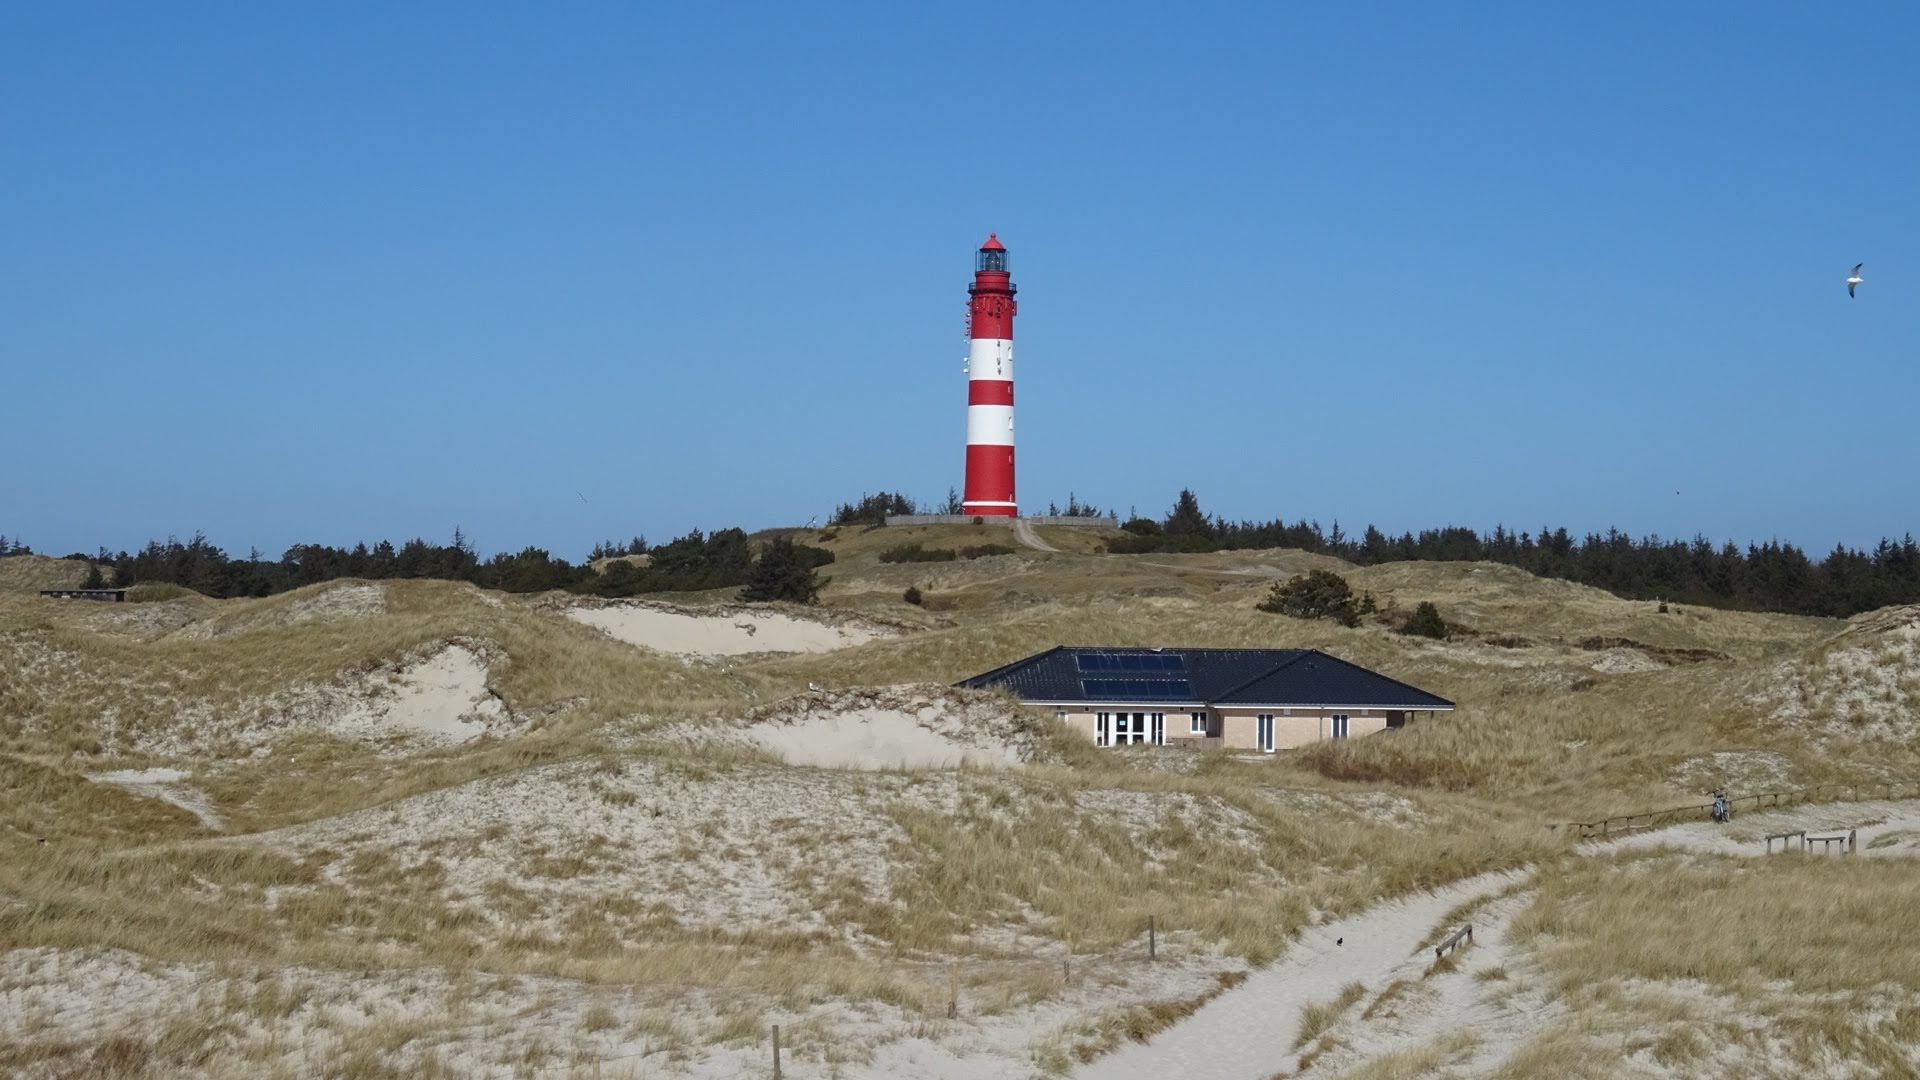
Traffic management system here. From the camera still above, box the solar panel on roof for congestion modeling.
[1080,678,1194,699]
[1077,652,1188,674]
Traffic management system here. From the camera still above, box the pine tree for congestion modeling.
[1164,489,1212,538]
[741,537,821,604]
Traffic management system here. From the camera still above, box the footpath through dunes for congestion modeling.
[1080,798,1920,1080]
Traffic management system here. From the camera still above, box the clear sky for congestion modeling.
[3,5,1913,559]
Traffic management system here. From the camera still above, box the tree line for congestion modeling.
[12,527,830,604]
[15,485,1920,618]
[1112,489,1920,619]
[830,489,1108,526]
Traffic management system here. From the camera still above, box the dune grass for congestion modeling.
[3,543,1918,1074]
[1501,849,1920,1074]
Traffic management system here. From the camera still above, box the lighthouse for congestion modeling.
[963,233,1018,517]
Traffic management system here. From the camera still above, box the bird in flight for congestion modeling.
[1847,263,1865,298]
[577,491,590,504]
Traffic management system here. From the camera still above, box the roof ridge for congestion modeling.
[953,644,1063,689]
[1208,649,1313,702]
[1300,649,1456,708]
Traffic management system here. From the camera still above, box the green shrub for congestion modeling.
[903,585,923,606]
[1399,601,1447,639]
[740,537,821,604]
[879,544,958,564]
[1257,570,1360,626]
[958,544,1016,559]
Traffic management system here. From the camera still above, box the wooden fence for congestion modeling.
[1435,923,1473,961]
[1557,779,1919,840]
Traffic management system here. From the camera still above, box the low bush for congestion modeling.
[1400,601,1447,639]
[879,544,958,564]
[903,585,923,606]
[1256,570,1361,626]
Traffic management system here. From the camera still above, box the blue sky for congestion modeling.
[2,5,1913,559]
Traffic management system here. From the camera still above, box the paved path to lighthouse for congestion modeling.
[1012,518,1058,552]
[1075,870,1520,1080]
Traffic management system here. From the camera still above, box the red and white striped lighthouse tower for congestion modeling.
[963,233,1018,517]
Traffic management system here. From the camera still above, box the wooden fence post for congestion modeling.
[1148,915,1157,960]
[772,1024,781,1079]
[1849,829,1857,854]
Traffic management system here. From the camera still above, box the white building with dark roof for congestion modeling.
[957,646,1454,752]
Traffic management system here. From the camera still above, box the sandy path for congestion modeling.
[1078,869,1524,1080]
[1012,518,1058,553]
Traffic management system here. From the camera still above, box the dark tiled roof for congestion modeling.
[956,646,1454,710]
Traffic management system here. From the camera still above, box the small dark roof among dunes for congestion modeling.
[956,646,1453,709]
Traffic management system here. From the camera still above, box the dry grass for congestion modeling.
[1294,981,1367,1050]
[1502,849,1920,1073]
[5,541,1920,1074]
[0,555,91,594]
[1327,1029,1479,1078]
[1513,850,1920,996]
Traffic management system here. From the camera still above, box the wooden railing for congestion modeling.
[1557,780,1920,840]
[1435,924,1473,960]
[1805,829,1857,854]
[1763,830,1805,854]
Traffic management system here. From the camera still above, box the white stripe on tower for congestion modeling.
[966,402,1014,445]
[968,337,1015,379]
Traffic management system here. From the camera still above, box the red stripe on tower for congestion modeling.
[963,233,1017,517]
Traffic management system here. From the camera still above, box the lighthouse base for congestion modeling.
[962,443,1016,517]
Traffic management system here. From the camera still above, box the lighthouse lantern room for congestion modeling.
[963,233,1018,517]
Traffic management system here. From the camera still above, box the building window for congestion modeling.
[1189,711,1207,734]
[1257,713,1275,753]
[1332,714,1349,739]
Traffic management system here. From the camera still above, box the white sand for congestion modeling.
[343,643,505,743]
[567,602,883,656]
[654,686,1051,770]
[746,707,1024,770]
[88,767,224,829]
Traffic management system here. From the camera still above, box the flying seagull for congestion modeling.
[577,491,590,504]
[1847,263,1864,298]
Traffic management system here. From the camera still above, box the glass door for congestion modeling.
[1258,713,1274,753]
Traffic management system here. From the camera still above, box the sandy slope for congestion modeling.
[88,768,224,829]
[653,687,1049,770]
[567,601,886,656]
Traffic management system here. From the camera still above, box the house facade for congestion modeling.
[956,646,1454,752]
